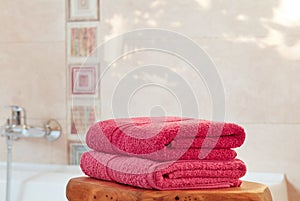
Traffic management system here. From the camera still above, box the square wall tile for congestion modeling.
[69,142,88,165]
[0,42,66,121]
[0,0,65,42]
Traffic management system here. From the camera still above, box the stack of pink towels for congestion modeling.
[80,117,247,190]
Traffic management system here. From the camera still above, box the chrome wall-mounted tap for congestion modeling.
[1,105,62,201]
[2,105,61,141]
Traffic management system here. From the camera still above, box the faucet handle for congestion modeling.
[5,105,27,127]
[45,119,61,141]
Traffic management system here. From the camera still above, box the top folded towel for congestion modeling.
[86,117,245,157]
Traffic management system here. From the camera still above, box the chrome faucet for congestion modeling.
[2,105,62,141]
[1,105,62,201]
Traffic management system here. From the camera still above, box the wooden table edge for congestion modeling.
[66,177,273,201]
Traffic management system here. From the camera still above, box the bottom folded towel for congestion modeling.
[80,151,247,190]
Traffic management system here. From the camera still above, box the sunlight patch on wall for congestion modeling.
[261,28,283,47]
[104,14,126,41]
[224,27,300,60]
[234,36,256,43]
[272,0,300,26]
[222,33,257,43]
[150,0,166,9]
[194,0,211,10]
[261,27,300,60]
[236,14,249,21]
[147,19,157,26]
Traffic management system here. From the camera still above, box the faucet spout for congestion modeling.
[23,127,46,138]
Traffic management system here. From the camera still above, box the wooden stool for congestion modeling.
[66,177,273,201]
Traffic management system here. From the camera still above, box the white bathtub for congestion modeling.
[0,162,288,201]
[0,162,84,201]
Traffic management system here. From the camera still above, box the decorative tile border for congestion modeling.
[66,0,101,144]
[67,22,100,63]
[70,64,98,95]
[69,142,89,165]
[67,0,100,22]
[70,105,96,135]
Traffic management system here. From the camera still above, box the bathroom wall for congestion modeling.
[0,0,299,201]
[0,0,67,164]
[99,1,300,201]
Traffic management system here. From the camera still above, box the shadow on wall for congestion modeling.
[103,0,300,60]
[101,0,300,123]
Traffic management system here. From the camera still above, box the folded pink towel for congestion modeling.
[86,117,245,158]
[80,151,247,190]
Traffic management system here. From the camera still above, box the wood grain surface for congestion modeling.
[66,177,272,201]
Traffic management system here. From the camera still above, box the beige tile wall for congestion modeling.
[100,1,300,201]
[0,0,67,164]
